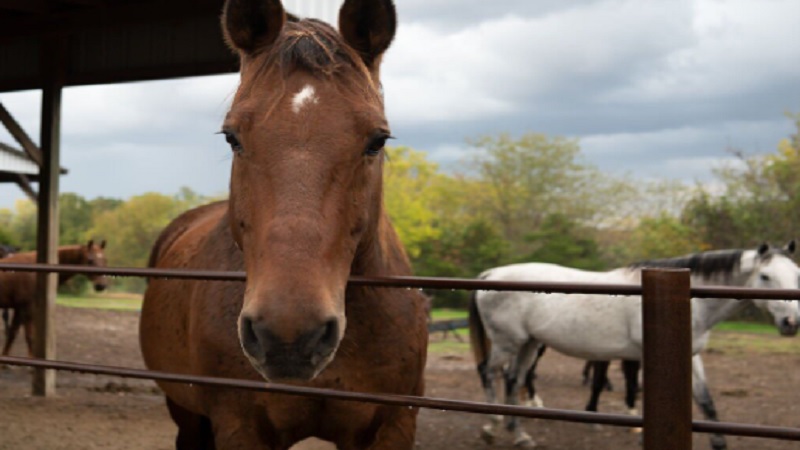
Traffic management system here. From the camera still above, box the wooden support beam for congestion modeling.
[55,0,107,6]
[15,174,38,201]
[0,0,52,14]
[0,0,222,42]
[0,102,44,166]
[642,269,693,450]
[32,36,66,397]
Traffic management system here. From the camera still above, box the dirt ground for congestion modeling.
[1,306,799,450]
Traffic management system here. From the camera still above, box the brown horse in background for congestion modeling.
[0,240,109,356]
[0,244,19,339]
[139,0,428,448]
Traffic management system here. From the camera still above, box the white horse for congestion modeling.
[469,242,800,449]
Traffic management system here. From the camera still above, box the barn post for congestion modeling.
[642,268,693,450]
[32,37,67,397]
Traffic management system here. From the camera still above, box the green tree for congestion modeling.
[683,113,800,249]
[467,133,632,261]
[9,199,36,250]
[520,213,605,270]
[384,147,443,258]
[59,193,93,245]
[89,192,196,292]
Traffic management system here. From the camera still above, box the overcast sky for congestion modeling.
[1,0,799,209]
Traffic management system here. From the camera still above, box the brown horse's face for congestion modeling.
[221,0,397,381]
[83,240,109,292]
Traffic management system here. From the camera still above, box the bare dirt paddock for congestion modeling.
[1,306,799,450]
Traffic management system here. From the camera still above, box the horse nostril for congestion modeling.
[306,319,339,355]
[240,316,262,355]
[320,319,339,349]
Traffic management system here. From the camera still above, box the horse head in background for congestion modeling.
[140,0,428,448]
[744,241,799,336]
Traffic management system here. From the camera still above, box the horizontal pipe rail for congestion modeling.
[1,356,798,441]
[2,262,800,300]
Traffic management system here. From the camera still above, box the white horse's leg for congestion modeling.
[692,354,726,450]
[622,360,642,433]
[504,340,540,448]
[480,346,511,444]
[522,345,546,408]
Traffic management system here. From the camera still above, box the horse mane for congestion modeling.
[248,18,369,79]
[629,249,746,279]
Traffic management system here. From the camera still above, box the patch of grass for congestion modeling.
[56,294,142,311]
[713,321,776,335]
[707,331,800,355]
[430,308,468,320]
[428,337,470,354]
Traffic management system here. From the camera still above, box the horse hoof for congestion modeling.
[630,427,643,434]
[513,432,536,448]
[480,424,495,444]
[525,395,544,408]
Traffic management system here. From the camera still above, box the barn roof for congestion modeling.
[0,0,235,93]
[0,0,343,94]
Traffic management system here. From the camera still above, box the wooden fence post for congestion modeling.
[33,37,66,397]
[642,268,692,450]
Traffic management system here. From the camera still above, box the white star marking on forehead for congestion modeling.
[292,84,318,114]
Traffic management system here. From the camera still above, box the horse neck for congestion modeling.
[689,269,752,333]
[351,210,412,278]
[55,246,84,285]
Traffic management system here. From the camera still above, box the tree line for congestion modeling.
[1,113,797,304]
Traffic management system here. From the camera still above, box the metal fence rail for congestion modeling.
[1,262,799,450]
[2,262,800,300]
[1,355,798,441]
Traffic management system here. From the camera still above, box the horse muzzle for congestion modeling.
[778,317,799,337]
[238,314,342,381]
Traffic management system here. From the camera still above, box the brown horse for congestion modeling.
[139,0,428,448]
[0,245,19,338]
[0,240,109,356]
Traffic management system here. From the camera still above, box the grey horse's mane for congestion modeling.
[629,246,793,280]
[629,249,747,279]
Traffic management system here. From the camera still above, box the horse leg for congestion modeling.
[22,309,34,357]
[582,360,592,386]
[2,308,8,335]
[522,344,545,408]
[1,308,24,356]
[692,354,727,450]
[166,397,216,450]
[479,347,509,444]
[504,340,540,448]
[622,360,642,433]
[583,361,613,391]
[585,360,610,413]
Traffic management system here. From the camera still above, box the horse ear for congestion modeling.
[87,239,94,249]
[222,0,286,54]
[339,0,397,69]
[757,242,770,256]
[785,240,796,254]
[100,240,106,250]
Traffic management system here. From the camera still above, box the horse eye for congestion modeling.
[365,134,389,157]
[760,273,770,282]
[223,131,243,154]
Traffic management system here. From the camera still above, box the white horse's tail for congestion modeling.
[468,287,490,368]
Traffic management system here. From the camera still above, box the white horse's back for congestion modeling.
[477,263,643,361]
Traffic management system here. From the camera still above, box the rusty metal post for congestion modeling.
[642,268,692,450]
